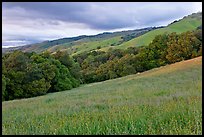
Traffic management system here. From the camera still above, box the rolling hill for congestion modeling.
[111,12,202,49]
[2,27,157,54]
[2,56,202,135]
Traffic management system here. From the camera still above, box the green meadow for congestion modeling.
[2,56,202,135]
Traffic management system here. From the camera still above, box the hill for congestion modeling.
[2,27,157,54]
[2,56,202,135]
[112,12,202,49]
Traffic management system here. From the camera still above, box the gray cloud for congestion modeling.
[3,2,201,30]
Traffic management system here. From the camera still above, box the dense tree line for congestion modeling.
[2,29,202,101]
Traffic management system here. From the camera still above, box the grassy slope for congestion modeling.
[47,29,153,55]
[48,36,122,55]
[113,17,202,49]
[2,56,202,135]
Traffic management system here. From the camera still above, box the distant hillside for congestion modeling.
[113,12,202,49]
[2,27,157,54]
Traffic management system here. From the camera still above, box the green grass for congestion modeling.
[71,36,122,55]
[114,17,202,49]
[48,36,122,55]
[2,56,202,135]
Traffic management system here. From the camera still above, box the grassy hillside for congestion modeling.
[49,36,123,55]
[2,56,202,135]
[115,13,202,49]
[47,28,154,55]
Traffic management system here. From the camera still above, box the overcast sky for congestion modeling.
[2,2,202,48]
